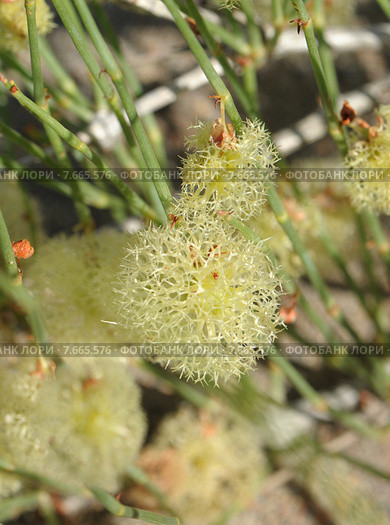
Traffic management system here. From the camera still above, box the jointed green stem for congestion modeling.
[185,0,257,118]
[361,209,390,283]
[290,0,347,155]
[90,487,180,524]
[91,1,168,167]
[267,185,362,342]
[223,214,337,342]
[71,0,170,221]
[25,0,94,228]
[39,37,92,109]
[376,0,390,19]
[0,77,156,221]
[0,208,18,279]
[162,0,243,133]
[50,0,144,164]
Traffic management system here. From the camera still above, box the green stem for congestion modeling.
[290,0,347,155]
[126,464,180,518]
[312,0,340,107]
[0,208,18,279]
[50,0,143,165]
[176,1,250,55]
[223,214,337,342]
[361,209,390,283]
[39,36,91,108]
[25,0,94,228]
[319,229,385,335]
[376,0,390,18]
[185,0,257,118]
[0,273,48,343]
[0,49,92,121]
[0,77,156,221]
[89,487,180,524]
[0,492,42,522]
[72,0,170,221]
[270,349,381,439]
[0,118,58,167]
[91,1,169,167]
[267,185,362,342]
[25,0,70,166]
[162,0,242,133]
[355,211,380,305]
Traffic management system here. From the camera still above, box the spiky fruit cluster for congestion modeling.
[130,406,267,525]
[346,105,390,215]
[25,230,133,343]
[180,119,278,220]
[115,204,282,385]
[0,0,54,52]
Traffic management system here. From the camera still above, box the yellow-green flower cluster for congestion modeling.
[285,441,390,525]
[25,230,132,343]
[131,406,267,524]
[346,105,390,215]
[0,358,145,494]
[116,204,282,384]
[34,359,146,491]
[0,0,54,53]
[181,119,278,220]
[0,359,45,497]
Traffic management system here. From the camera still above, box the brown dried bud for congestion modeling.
[340,100,357,125]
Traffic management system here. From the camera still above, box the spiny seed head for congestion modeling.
[130,406,267,525]
[34,359,146,491]
[0,0,54,52]
[181,119,278,220]
[115,209,283,385]
[345,105,390,215]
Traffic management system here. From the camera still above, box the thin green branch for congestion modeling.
[0,77,156,221]
[0,207,19,279]
[361,209,390,283]
[185,0,257,118]
[0,456,84,495]
[0,273,48,343]
[312,0,339,106]
[376,0,390,19]
[90,487,180,525]
[0,49,92,121]
[25,0,70,165]
[162,0,243,133]
[71,0,170,221]
[50,0,144,165]
[126,464,180,519]
[91,1,168,167]
[290,0,347,155]
[0,492,42,522]
[25,0,94,228]
[223,213,337,342]
[267,185,362,341]
[39,36,92,108]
